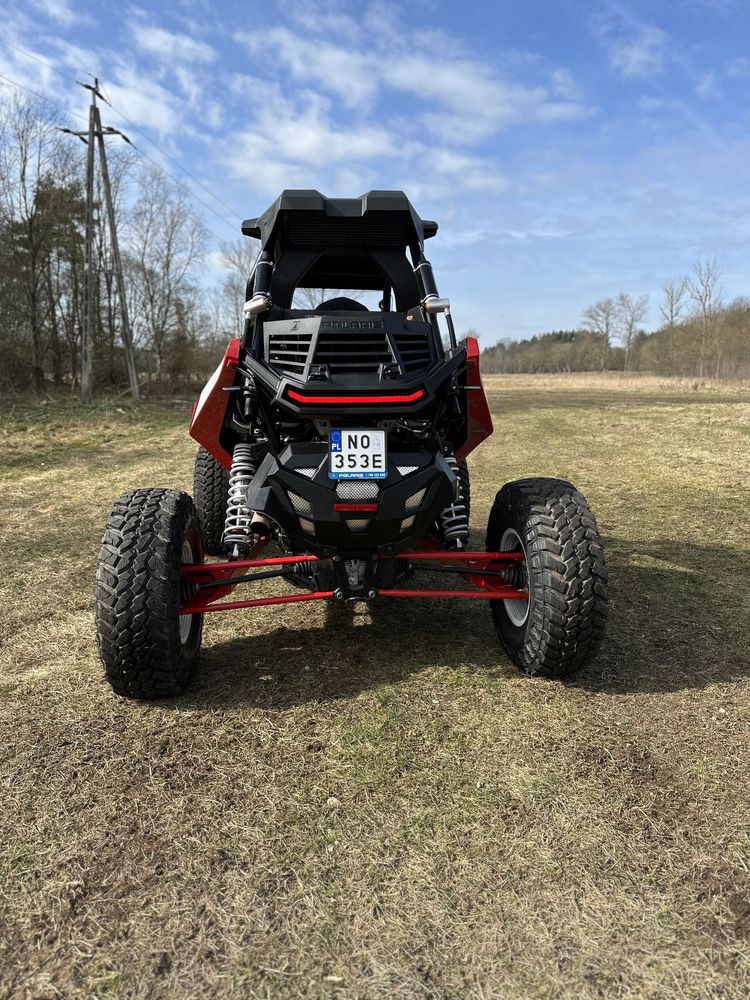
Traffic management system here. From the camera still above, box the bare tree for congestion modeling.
[292,286,373,310]
[218,238,257,332]
[615,292,649,372]
[0,95,75,389]
[659,277,689,371]
[690,258,723,379]
[582,297,617,370]
[219,239,257,279]
[660,277,689,328]
[126,166,208,380]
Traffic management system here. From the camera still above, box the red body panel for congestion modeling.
[188,338,241,470]
[189,335,491,468]
[456,336,493,460]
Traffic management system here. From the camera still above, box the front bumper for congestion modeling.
[245,442,456,554]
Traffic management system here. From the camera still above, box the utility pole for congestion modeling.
[94,106,140,399]
[59,79,141,401]
[81,86,96,403]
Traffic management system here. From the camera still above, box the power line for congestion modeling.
[122,138,238,236]
[0,73,241,258]
[0,71,89,124]
[103,97,243,223]
[0,71,237,240]
[0,38,92,85]
[0,38,242,233]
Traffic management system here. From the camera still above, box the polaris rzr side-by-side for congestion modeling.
[95,190,608,699]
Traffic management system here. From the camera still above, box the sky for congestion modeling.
[1,0,749,343]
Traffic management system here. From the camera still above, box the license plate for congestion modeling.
[328,429,387,479]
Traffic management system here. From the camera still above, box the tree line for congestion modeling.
[0,94,253,395]
[3,92,749,394]
[481,264,750,380]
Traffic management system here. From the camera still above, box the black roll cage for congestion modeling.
[239,190,457,360]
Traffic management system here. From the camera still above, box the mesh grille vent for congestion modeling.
[397,465,418,476]
[295,467,317,478]
[288,492,313,515]
[346,518,370,531]
[336,480,380,500]
[400,516,416,533]
[298,518,315,534]
[405,488,426,512]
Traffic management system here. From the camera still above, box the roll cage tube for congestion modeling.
[408,242,457,350]
[244,252,448,362]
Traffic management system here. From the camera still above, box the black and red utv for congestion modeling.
[95,190,608,699]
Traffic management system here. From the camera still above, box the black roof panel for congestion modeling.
[242,190,437,250]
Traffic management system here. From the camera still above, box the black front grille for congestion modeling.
[264,315,437,379]
[267,330,313,376]
[313,329,394,374]
[392,329,434,373]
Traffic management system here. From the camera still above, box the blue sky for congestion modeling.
[1,0,749,342]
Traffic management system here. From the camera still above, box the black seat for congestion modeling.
[315,296,368,313]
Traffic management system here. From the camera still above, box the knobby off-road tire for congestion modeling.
[193,446,229,556]
[95,489,203,699]
[487,478,608,678]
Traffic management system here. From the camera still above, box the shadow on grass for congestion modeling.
[573,536,749,695]
[184,594,502,710]
[178,536,748,708]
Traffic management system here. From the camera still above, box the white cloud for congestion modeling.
[726,57,750,79]
[48,39,101,78]
[425,150,509,193]
[105,65,182,135]
[28,0,84,27]
[638,95,668,112]
[131,24,217,64]
[235,18,593,145]
[607,24,669,78]
[105,20,223,137]
[222,77,397,195]
[236,27,377,109]
[695,72,720,100]
[386,55,591,143]
[266,112,392,164]
[593,8,669,80]
[550,68,581,101]
[222,70,509,205]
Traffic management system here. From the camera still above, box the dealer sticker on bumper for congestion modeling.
[329,429,387,479]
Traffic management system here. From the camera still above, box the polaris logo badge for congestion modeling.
[321,320,385,332]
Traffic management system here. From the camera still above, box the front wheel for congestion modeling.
[95,489,203,699]
[487,478,608,678]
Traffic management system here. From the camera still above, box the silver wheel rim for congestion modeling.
[500,527,530,627]
[179,539,194,644]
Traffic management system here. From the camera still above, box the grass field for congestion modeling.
[1,373,749,999]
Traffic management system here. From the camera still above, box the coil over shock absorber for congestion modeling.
[223,442,259,557]
[438,453,469,548]
[223,371,272,558]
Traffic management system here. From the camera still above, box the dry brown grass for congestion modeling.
[483,371,750,396]
[1,377,749,999]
